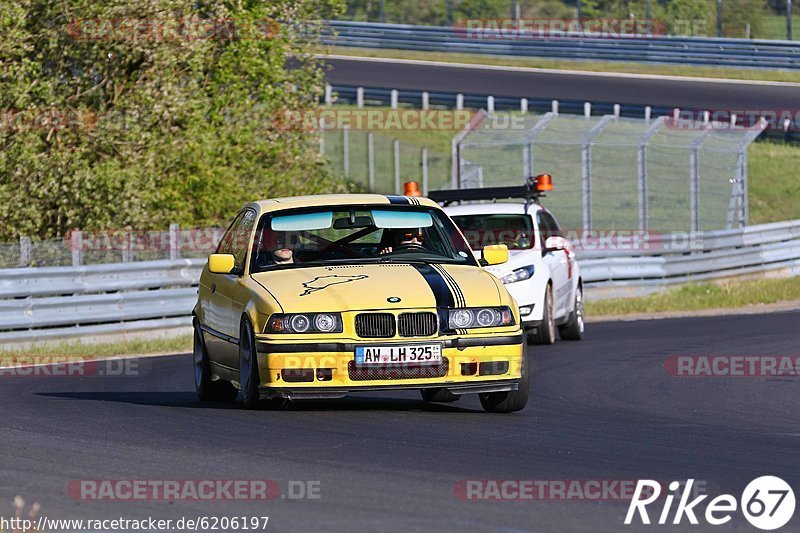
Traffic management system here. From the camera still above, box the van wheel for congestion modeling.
[530,285,556,345]
[559,285,584,341]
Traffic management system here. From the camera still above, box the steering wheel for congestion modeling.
[391,242,425,253]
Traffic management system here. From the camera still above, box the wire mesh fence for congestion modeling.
[456,111,764,234]
[0,226,223,269]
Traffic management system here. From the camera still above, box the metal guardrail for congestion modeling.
[1,220,799,344]
[322,21,800,70]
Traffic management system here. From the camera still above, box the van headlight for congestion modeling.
[448,307,514,329]
[501,265,535,284]
[266,313,343,333]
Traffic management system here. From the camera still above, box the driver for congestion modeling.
[380,228,424,254]
[261,231,295,265]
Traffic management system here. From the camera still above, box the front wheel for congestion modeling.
[558,285,584,341]
[479,354,529,413]
[529,284,556,345]
[239,320,290,410]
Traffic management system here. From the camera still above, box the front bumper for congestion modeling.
[255,333,525,398]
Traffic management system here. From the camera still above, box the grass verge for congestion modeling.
[585,277,800,316]
[0,334,192,362]
[324,46,800,84]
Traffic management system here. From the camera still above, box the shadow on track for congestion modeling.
[35,391,485,413]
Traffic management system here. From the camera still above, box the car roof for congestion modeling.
[442,202,543,216]
[247,194,440,213]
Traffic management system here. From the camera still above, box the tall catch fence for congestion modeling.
[456,111,766,233]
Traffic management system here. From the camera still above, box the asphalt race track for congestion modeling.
[324,56,800,112]
[3,310,800,532]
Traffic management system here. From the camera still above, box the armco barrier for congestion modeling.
[322,21,800,70]
[1,220,799,344]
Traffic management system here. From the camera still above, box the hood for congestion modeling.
[251,263,502,312]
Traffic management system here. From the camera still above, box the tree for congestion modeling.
[0,0,346,240]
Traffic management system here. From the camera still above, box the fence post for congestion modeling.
[71,230,83,266]
[638,116,665,232]
[742,148,749,225]
[421,146,429,196]
[581,115,614,233]
[393,139,401,194]
[487,96,495,114]
[520,98,528,113]
[690,130,712,232]
[356,87,364,108]
[343,124,350,179]
[552,100,559,115]
[169,223,180,260]
[422,91,429,110]
[121,230,133,263]
[390,89,399,109]
[324,84,333,105]
[367,132,375,192]
[456,93,464,110]
[319,118,325,156]
[19,236,31,267]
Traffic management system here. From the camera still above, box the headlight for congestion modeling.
[265,313,343,334]
[501,265,535,284]
[448,307,514,329]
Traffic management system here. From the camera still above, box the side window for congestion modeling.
[536,211,562,248]
[216,210,256,274]
[216,212,245,256]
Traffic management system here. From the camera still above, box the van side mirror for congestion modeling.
[544,236,567,254]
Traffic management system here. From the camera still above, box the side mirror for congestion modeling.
[544,236,567,254]
[208,253,235,274]
[482,244,509,266]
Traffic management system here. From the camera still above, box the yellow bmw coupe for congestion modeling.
[193,194,528,412]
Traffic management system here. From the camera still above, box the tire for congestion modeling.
[420,388,459,403]
[239,319,290,410]
[479,353,529,413]
[559,285,585,341]
[530,284,556,345]
[193,319,236,402]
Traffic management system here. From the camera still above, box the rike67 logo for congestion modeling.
[625,477,795,530]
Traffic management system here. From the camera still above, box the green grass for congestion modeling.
[762,14,800,41]
[586,277,800,316]
[324,46,800,84]
[0,334,191,362]
[748,140,800,224]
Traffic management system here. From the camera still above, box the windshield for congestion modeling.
[250,205,477,272]
[451,214,535,250]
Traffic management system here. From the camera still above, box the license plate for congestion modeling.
[354,344,442,366]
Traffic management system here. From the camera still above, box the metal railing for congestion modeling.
[2,220,800,344]
[322,20,800,70]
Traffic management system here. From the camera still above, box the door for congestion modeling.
[537,210,571,319]
[207,209,257,370]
